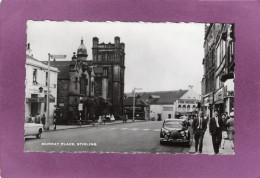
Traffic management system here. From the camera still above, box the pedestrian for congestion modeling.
[221,112,229,149]
[209,110,223,154]
[35,113,41,124]
[41,114,46,128]
[102,115,106,125]
[92,114,96,127]
[226,111,235,149]
[98,116,102,125]
[192,110,207,153]
[188,115,194,141]
[31,114,35,123]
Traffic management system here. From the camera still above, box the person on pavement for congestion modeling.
[41,114,46,129]
[209,110,223,154]
[192,109,207,153]
[221,112,229,149]
[226,111,235,149]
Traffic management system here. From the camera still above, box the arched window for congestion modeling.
[187,105,191,112]
[192,105,196,111]
[182,105,186,111]
[178,105,181,111]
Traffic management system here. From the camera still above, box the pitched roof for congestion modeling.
[42,61,71,80]
[123,97,148,106]
[126,90,188,105]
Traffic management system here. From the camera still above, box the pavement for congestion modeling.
[189,129,235,155]
[46,119,146,132]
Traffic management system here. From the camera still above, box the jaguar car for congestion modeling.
[160,118,191,146]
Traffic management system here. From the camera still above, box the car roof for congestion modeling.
[165,118,185,122]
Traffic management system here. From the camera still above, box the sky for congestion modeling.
[27,21,205,95]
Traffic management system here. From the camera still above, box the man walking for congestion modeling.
[192,110,207,153]
[209,110,223,154]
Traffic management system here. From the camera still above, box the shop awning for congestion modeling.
[214,100,224,105]
[26,94,55,103]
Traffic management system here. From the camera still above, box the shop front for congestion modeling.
[214,87,225,115]
[223,79,234,114]
[202,93,213,118]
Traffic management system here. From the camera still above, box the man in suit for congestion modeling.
[209,110,223,154]
[192,109,208,153]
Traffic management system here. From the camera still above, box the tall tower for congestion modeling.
[92,36,125,116]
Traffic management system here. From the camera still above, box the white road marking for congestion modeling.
[142,129,150,131]
[121,128,128,130]
[131,128,139,130]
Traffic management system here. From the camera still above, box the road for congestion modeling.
[24,121,190,154]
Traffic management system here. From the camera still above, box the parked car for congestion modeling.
[24,117,44,138]
[160,118,191,146]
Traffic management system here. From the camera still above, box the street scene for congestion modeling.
[24,22,235,154]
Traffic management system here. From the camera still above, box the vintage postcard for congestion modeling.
[24,21,235,154]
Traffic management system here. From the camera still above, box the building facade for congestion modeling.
[25,51,59,124]
[201,23,235,117]
[44,39,95,124]
[174,88,200,118]
[92,37,125,116]
[129,90,190,121]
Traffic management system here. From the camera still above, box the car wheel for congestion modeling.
[36,133,41,138]
[160,140,164,145]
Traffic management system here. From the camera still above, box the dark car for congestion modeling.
[160,118,191,146]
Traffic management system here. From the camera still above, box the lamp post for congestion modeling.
[46,54,66,130]
[132,87,142,122]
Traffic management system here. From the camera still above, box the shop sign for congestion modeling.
[214,88,224,102]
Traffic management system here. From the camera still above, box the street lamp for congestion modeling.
[132,87,142,122]
[46,53,66,130]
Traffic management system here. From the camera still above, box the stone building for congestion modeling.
[25,44,59,125]
[201,23,235,117]
[92,36,125,116]
[43,39,95,124]
[126,89,195,121]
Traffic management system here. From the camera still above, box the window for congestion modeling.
[168,114,171,119]
[74,77,78,90]
[187,105,191,111]
[91,81,94,92]
[103,68,108,77]
[33,69,37,84]
[80,75,87,95]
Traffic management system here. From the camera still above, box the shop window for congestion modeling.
[168,114,171,119]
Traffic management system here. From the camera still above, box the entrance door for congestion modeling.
[31,102,38,116]
[31,94,38,116]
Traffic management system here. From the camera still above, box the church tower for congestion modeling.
[92,36,125,116]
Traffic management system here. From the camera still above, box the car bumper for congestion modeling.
[160,138,190,143]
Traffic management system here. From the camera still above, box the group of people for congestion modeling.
[28,113,46,126]
[190,109,235,154]
[97,114,115,125]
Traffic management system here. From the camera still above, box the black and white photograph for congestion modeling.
[24,21,235,154]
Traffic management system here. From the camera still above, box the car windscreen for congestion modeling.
[164,121,183,128]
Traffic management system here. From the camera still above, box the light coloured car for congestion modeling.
[24,117,44,138]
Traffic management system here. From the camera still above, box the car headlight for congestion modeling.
[163,129,170,135]
[180,131,185,137]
